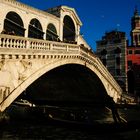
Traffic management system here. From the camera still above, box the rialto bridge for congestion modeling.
[0,0,122,112]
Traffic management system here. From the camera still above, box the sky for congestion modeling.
[18,0,140,51]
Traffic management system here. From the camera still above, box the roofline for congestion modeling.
[2,0,60,21]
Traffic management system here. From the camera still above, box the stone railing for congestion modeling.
[0,34,80,53]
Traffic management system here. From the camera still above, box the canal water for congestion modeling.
[0,106,140,140]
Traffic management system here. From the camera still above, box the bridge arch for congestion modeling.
[4,11,25,36]
[63,15,76,42]
[0,57,121,111]
[46,23,58,41]
[28,18,44,39]
[26,63,108,104]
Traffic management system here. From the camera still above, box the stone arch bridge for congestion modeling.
[0,0,122,112]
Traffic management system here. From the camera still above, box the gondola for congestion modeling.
[47,113,140,133]
[42,105,140,133]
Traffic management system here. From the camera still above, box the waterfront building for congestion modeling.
[96,30,128,92]
[127,7,140,95]
[96,7,140,98]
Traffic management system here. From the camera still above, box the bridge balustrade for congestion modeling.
[0,34,80,53]
[0,35,27,49]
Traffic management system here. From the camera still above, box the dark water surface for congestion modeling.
[1,107,140,140]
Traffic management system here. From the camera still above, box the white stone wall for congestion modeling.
[0,0,85,43]
[0,0,60,38]
[0,0,91,48]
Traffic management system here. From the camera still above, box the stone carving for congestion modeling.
[0,60,5,70]
[0,86,10,104]
[18,60,32,81]
[20,60,32,69]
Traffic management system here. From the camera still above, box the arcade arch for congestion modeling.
[63,15,76,43]
[4,11,25,36]
[28,18,44,39]
[46,23,58,41]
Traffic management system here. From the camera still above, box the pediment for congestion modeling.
[46,5,82,26]
[61,6,82,26]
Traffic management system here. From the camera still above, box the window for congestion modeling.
[113,39,121,43]
[116,69,120,76]
[116,57,120,65]
[114,47,121,54]
[135,50,140,54]
[135,35,138,43]
[128,50,133,54]
[127,61,132,66]
[101,49,107,55]
[100,41,107,45]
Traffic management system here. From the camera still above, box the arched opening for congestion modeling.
[63,15,76,43]
[24,64,108,106]
[4,11,25,36]
[28,18,44,39]
[46,23,58,41]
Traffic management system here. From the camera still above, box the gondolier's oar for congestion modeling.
[105,107,127,123]
[119,115,127,123]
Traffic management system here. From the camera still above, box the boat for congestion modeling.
[47,112,95,128]
[47,112,140,133]
[40,105,140,133]
[12,99,35,107]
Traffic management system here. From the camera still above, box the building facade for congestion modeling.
[96,7,140,97]
[96,30,128,92]
[127,7,140,96]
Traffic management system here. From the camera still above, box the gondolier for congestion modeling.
[105,96,122,123]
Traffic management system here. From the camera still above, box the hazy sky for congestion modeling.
[18,0,140,50]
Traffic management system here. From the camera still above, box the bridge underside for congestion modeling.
[21,64,108,106]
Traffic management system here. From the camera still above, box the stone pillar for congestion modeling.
[76,25,80,43]
[59,11,64,41]
[0,7,5,33]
